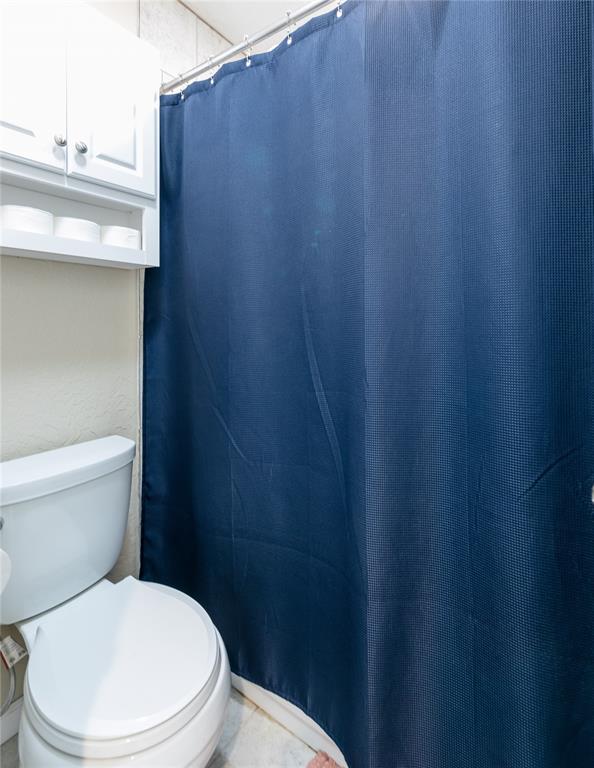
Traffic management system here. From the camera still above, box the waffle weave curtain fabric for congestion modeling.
[142,3,594,766]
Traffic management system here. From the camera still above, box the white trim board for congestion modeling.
[0,697,22,746]
[232,674,347,767]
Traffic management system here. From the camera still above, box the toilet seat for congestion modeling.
[22,578,221,760]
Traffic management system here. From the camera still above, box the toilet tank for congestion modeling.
[0,436,135,625]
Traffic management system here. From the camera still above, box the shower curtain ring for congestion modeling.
[208,56,217,85]
[285,11,294,45]
[243,35,252,67]
[336,1,343,18]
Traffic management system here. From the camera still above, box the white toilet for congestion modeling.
[0,436,230,767]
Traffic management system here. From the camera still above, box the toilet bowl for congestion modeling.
[17,578,230,767]
[0,437,231,767]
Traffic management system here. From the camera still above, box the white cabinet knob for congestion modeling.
[54,133,67,147]
[75,140,88,154]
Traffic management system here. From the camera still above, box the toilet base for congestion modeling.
[19,632,230,768]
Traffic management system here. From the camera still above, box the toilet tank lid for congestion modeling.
[0,436,135,506]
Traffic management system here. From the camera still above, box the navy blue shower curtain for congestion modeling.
[142,3,594,766]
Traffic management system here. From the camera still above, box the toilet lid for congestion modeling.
[26,577,219,742]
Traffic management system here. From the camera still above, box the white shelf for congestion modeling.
[0,228,147,269]
[0,157,159,268]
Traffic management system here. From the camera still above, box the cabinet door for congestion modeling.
[66,6,159,198]
[0,3,67,171]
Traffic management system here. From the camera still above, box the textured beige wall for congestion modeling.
[0,0,227,715]
[0,256,142,574]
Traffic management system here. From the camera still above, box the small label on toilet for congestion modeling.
[0,634,27,669]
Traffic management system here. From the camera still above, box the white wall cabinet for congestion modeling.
[0,4,67,172]
[0,3,160,268]
[66,6,158,197]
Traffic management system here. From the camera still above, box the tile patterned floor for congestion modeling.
[0,690,316,768]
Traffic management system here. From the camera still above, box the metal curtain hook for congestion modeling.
[208,56,216,85]
[336,1,343,18]
[286,10,293,45]
[244,35,252,67]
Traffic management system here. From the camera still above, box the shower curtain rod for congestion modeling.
[160,0,342,94]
